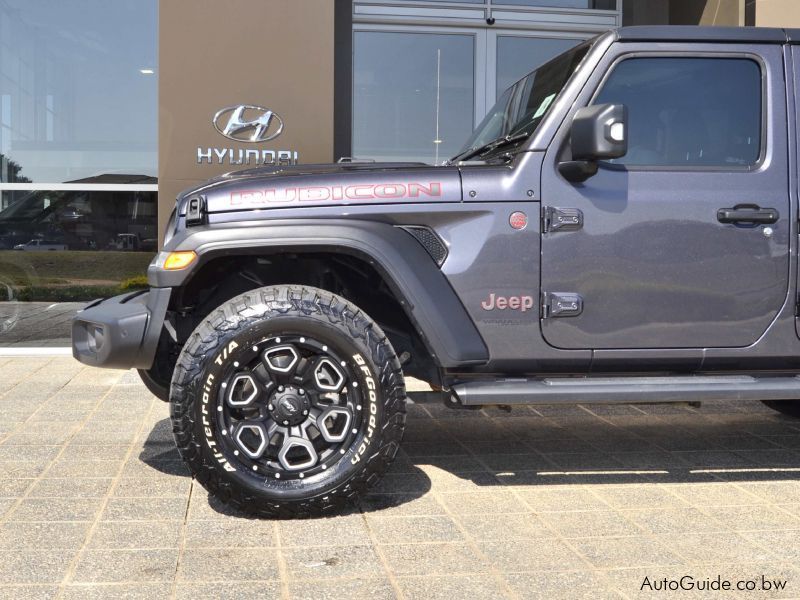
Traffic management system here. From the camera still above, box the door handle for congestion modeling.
[717,204,779,225]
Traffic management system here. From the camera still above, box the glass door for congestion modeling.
[351,25,590,164]
[352,27,482,165]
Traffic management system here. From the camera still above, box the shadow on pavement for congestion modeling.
[137,390,800,517]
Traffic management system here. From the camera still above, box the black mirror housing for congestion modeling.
[570,103,627,161]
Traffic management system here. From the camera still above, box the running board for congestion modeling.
[451,375,800,406]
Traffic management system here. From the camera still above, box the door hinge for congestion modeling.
[542,292,584,319]
[186,195,206,226]
[542,206,583,233]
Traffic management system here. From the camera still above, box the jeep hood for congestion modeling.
[180,162,463,213]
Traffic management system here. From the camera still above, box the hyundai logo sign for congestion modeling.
[198,104,298,166]
[212,104,284,142]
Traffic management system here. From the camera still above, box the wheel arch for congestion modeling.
[151,219,489,369]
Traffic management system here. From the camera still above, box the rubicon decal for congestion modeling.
[229,182,442,206]
[481,293,535,312]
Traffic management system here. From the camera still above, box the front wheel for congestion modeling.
[762,400,800,418]
[170,285,406,518]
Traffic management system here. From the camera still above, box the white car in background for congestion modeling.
[12,239,68,251]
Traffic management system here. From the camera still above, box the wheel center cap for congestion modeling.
[269,386,309,426]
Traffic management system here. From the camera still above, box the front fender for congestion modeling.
[149,219,489,368]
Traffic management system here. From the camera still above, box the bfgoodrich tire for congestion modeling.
[762,400,800,418]
[170,285,406,518]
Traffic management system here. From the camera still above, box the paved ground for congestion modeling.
[1,357,800,599]
[0,303,79,347]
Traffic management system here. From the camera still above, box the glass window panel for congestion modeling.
[353,31,475,164]
[594,57,762,167]
[493,0,616,8]
[0,1,157,183]
[496,36,582,96]
[0,188,157,346]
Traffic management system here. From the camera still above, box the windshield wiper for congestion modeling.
[451,133,529,164]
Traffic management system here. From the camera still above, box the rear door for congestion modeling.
[540,44,790,350]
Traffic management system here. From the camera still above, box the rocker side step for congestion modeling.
[451,375,800,406]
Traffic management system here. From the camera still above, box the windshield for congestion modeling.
[454,40,592,161]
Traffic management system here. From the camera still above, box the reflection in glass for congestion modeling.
[595,58,762,167]
[353,32,474,164]
[0,187,157,345]
[0,1,158,183]
[496,36,582,96]
[494,0,616,8]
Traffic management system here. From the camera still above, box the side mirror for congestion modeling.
[558,103,627,183]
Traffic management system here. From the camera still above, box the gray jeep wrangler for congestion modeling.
[72,26,800,517]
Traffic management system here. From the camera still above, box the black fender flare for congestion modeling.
[149,219,489,367]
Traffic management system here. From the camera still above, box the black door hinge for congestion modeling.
[542,291,584,319]
[542,206,583,233]
[186,195,206,226]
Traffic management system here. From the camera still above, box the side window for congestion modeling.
[594,57,762,168]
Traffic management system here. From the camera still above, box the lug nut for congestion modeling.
[268,404,274,411]
[302,410,309,416]
[299,389,305,396]
[283,420,289,425]
[278,385,284,392]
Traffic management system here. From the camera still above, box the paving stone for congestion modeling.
[455,512,552,540]
[288,577,396,600]
[183,519,276,548]
[174,582,282,600]
[283,544,384,579]
[539,509,643,538]
[657,532,777,565]
[178,548,280,581]
[28,478,113,498]
[505,570,621,600]
[516,488,604,512]
[709,505,800,531]
[62,583,172,600]
[358,493,446,516]
[667,483,767,507]
[380,542,488,575]
[398,574,510,600]
[279,514,371,547]
[101,497,188,521]
[10,497,104,522]
[0,585,59,599]
[366,515,463,544]
[478,538,586,572]
[87,521,182,549]
[113,475,191,498]
[622,507,727,535]
[72,549,179,583]
[437,490,528,515]
[571,536,684,569]
[591,485,689,509]
[0,550,77,583]
[0,521,90,549]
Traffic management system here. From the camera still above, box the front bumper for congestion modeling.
[71,288,171,370]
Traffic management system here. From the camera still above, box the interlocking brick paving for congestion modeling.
[0,356,799,598]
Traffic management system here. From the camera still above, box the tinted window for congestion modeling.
[594,57,762,167]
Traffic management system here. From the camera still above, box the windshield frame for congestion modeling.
[451,37,596,163]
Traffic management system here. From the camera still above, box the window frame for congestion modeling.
[588,51,769,173]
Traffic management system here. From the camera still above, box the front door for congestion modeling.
[540,45,790,350]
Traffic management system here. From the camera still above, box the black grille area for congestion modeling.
[398,226,448,266]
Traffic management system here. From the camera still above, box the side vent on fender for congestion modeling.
[398,226,448,266]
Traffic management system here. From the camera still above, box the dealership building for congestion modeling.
[0,0,796,347]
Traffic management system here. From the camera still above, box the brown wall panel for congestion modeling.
[158,0,336,238]
[755,0,800,26]
[668,0,743,26]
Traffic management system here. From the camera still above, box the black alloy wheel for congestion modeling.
[170,285,406,518]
